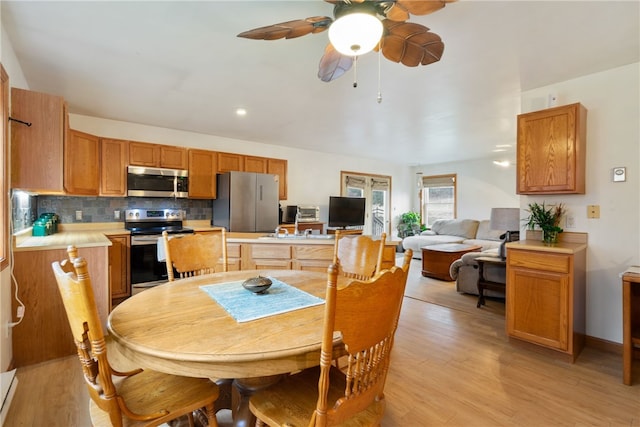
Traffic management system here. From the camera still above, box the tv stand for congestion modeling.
[327,228,363,235]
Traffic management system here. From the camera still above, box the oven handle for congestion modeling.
[130,236,161,246]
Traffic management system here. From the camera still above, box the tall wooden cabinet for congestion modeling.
[108,234,130,306]
[506,234,587,362]
[516,103,587,194]
[267,158,288,200]
[188,149,217,199]
[10,88,67,193]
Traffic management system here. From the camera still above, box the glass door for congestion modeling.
[340,172,391,237]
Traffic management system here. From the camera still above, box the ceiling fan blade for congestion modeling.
[393,0,454,17]
[385,6,410,22]
[380,20,444,67]
[237,16,332,40]
[318,43,353,82]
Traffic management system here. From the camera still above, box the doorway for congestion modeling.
[340,171,391,237]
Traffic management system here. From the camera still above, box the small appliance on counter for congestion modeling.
[32,213,59,236]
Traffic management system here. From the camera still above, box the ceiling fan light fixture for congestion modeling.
[328,13,383,57]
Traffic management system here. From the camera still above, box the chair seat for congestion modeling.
[90,369,219,427]
[249,366,385,427]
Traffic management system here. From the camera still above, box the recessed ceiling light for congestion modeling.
[236,108,247,116]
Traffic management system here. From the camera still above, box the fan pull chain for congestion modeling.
[377,45,382,103]
[353,56,358,88]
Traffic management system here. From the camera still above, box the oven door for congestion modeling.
[130,235,168,286]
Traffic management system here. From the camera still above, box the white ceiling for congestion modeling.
[2,1,639,166]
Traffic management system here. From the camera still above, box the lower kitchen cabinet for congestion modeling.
[108,234,130,306]
[506,235,587,362]
[12,246,109,367]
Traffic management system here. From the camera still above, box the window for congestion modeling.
[340,172,391,237]
[419,174,456,228]
[0,64,8,269]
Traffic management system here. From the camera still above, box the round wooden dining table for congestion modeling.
[107,269,341,427]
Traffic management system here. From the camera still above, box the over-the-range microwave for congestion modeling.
[127,166,189,198]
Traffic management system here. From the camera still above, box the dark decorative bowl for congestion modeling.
[242,276,273,294]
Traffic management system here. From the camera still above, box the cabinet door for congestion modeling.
[129,141,159,166]
[267,158,288,200]
[244,156,267,173]
[10,88,66,193]
[516,103,586,194]
[109,234,130,301]
[188,149,217,199]
[507,264,570,351]
[160,145,187,169]
[217,152,244,173]
[100,138,128,196]
[65,130,100,195]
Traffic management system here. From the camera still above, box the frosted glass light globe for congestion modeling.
[328,13,383,56]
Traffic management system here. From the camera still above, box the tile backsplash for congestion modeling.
[12,192,212,232]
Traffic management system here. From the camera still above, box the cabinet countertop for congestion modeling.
[506,239,587,254]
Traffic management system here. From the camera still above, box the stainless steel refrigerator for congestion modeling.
[212,171,279,232]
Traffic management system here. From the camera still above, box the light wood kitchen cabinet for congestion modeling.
[516,103,587,194]
[129,141,187,169]
[267,158,288,200]
[217,152,244,173]
[12,246,109,367]
[291,244,335,272]
[100,138,128,196]
[64,129,100,195]
[10,88,67,193]
[506,237,587,362]
[108,234,130,305]
[244,156,267,173]
[188,149,217,199]
[246,244,292,270]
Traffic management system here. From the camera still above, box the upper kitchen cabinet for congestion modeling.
[129,141,187,169]
[188,149,217,199]
[217,152,244,173]
[517,103,587,194]
[244,156,267,173]
[268,158,288,200]
[100,138,128,196]
[65,130,100,195]
[10,88,67,193]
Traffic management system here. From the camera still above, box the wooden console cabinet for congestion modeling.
[506,234,587,362]
[517,103,587,194]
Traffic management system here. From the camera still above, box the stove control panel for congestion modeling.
[125,209,185,222]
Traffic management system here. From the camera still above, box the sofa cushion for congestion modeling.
[475,220,505,241]
[401,234,466,257]
[462,239,502,252]
[431,219,479,239]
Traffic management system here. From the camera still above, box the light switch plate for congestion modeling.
[612,167,626,182]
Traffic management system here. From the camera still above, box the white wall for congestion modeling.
[520,63,640,343]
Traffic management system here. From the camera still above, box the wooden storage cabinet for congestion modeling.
[506,244,586,362]
[267,158,288,200]
[10,88,67,193]
[246,244,292,270]
[129,141,187,169]
[188,149,217,199]
[108,234,130,305]
[12,246,109,367]
[65,130,100,195]
[292,245,335,272]
[100,138,129,196]
[516,103,587,194]
[244,156,267,173]
[217,152,244,173]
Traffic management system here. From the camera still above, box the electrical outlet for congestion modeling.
[565,215,575,229]
[114,210,120,220]
[75,210,83,221]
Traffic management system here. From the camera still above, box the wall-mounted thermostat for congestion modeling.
[612,167,626,182]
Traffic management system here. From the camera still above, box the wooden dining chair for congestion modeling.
[333,230,387,280]
[249,249,412,427]
[52,245,220,427]
[163,228,228,281]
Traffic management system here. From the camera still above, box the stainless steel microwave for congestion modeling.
[127,166,189,198]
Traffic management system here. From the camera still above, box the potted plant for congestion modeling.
[397,211,423,239]
[524,201,566,245]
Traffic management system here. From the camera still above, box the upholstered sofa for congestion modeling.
[401,219,504,260]
[449,248,506,296]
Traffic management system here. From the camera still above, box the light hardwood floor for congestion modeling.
[5,258,640,426]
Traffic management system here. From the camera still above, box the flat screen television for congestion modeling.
[328,196,366,228]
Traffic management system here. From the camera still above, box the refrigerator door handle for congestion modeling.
[259,185,263,201]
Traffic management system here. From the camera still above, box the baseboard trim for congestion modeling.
[585,335,622,355]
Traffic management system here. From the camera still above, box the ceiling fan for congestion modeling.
[237,0,455,83]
